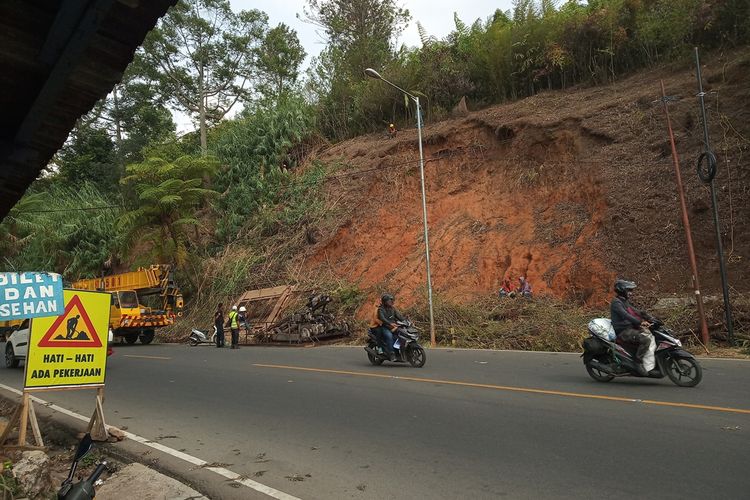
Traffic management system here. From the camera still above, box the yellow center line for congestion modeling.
[123,355,172,360]
[253,364,750,416]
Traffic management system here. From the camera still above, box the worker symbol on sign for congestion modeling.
[38,295,102,348]
[66,314,82,339]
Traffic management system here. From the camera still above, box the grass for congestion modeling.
[399,294,599,351]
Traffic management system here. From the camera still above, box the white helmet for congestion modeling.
[231,305,238,311]
[239,306,247,313]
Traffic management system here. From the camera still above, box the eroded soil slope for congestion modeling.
[304,50,750,308]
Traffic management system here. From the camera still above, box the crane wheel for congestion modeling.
[140,329,155,345]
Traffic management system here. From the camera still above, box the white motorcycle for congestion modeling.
[188,326,217,346]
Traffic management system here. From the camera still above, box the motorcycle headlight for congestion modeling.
[675,339,682,348]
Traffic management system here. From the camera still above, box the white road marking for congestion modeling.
[0,383,300,500]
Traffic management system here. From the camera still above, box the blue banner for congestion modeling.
[0,272,64,321]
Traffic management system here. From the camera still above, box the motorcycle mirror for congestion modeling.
[74,433,94,462]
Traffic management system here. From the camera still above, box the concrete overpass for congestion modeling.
[0,0,177,220]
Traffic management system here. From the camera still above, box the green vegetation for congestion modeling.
[306,0,750,138]
[119,155,219,266]
[0,183,124,279]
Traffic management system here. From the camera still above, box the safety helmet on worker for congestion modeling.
[239,306,247,313]
[614,279,637,297]
[231,305,238,311]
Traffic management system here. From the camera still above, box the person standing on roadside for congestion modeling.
[227,305,240,349]
[214,303,225,348]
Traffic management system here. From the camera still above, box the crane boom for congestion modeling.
[71,265,183,345]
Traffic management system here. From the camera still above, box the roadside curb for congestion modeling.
[0,387,273,500]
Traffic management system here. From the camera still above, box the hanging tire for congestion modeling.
[140,330,155,345]
[5,344,19,368]
[586,362,614,383]
[406,345,427,368]
[124,333,138,344]
[665,356,702,387]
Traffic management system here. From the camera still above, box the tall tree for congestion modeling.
[302,0,410,139]
[303,0,410,77]
[104,61,177,166]
[56,125,119,192]
[257,23,307,101]
[141,0,268,154]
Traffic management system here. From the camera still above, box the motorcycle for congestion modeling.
[582,318,702,387]
[57,433,108,500]
[189,326,217,346]
[365,320,427,368]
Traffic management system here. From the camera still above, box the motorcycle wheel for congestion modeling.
[586,362,614,383]
[367,351,384,366]
[367,343,384,365]
[665,356,702,387]
[406,345,427,368]
[189,337,199,347]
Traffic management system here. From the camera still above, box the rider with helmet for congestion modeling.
[611,279,655,375]
[370,293,405,361]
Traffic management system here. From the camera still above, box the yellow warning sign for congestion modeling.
[24,289,110,389]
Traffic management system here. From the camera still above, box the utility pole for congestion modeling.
[693,48,734,345]
[365,68,437,347]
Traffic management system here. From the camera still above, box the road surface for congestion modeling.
[1,343,748,499]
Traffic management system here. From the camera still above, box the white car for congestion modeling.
[5,319,30,368]
[5,321,114,368]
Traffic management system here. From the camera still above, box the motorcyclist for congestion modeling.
[610,279,655,376]
[370,293,405,361]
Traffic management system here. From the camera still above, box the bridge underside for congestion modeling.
[0,0,176,220]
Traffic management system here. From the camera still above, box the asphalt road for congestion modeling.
[1,343,749,499]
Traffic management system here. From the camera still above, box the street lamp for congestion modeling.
[365,67,437,348]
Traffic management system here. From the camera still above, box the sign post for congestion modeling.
[2,289,111,448]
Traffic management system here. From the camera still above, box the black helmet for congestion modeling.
[381,293,395,304]
[614,279,637,297]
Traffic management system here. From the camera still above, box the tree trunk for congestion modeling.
[199,67,207,156]
[112,87,124,175]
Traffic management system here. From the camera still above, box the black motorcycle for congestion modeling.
[582,319,702,387]
[57,433,108,500]
[365,320,427,368]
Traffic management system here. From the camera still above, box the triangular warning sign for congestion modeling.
[38,295,103,348]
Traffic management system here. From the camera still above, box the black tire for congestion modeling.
[367,351,384,366]
[665,356,702,387]
[140,330,155,345]
[406,344,427,368]
[5,344,19,368]
[188,337,199,347]
[124,333,139,344]
[367,343,384,365]
[586,362,614,383]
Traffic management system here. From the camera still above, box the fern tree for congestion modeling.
[119,155,218,266]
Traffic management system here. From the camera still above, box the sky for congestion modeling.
[234,1,515,64]
[175,1,514,132]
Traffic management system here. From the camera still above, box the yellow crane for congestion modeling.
[72,265,183,344]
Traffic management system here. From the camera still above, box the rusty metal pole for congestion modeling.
[659,80,710,346]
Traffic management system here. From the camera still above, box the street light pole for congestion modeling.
[365,68,437,347]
